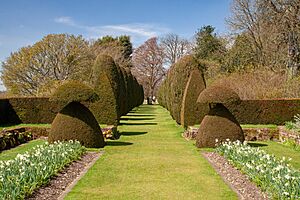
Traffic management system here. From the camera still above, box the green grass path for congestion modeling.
[66,105,236,200]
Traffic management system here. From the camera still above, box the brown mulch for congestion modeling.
[202,152,269,200]
[26,151,101,200]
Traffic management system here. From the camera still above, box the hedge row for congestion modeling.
[90,55,144,125]
[0,55,144,126]
[0,98,63,125]
[158,55,207,125]
[225,99,300,125]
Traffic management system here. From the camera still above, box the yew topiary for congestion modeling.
[90,54,120,125]
[196,86,244,148]
[50,80,98,106]
[180,69,209,127]
[49,81,105,148]
[49,102,105,148]
[196,103,244,148]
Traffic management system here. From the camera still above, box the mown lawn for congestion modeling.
[0,139,46,160]
[0,123,51,131]
[65,105,237,200]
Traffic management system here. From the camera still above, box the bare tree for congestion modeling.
[160,33,192,66]
[132,37,166,97]
[227,0,300,76]
[227,0,266,66]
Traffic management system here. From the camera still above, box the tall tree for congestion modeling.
[92,35,133,68]
[227,0,300,76]
[132,37,166,97]
[1,34,92,96]
[194,25,226,63]
[160,33,192,66]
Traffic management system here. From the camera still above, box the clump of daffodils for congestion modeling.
[216,140,300,199]
[0,140,85,199]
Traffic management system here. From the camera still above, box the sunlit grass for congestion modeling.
[66,105,237,200]
[0,139,46,160]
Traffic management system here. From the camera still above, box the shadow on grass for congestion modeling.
[248,142,268,147]
[106,141,133,146]
[121,117,155,121]
[121,131,147,136]
[119,122,157,126]
[126,114,155,117]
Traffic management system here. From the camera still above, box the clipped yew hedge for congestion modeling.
[90,54,144,125]
[225,99,300,125]
[158,55,206,125]
[0,98,63,125]
[180,69,209,127]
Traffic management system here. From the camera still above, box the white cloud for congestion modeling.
[54,16,171,45]
[54,16,76,26]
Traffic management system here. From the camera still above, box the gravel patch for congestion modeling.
[202,152,269,200]
[26,151,102,200]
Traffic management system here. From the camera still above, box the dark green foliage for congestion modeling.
[197,85,241,104]
[50,81,99,106]
[196,103,244,148]
[90,55,121,125]
[194,25,226,63]
[49,102,105,148]
[94,35,133,60]
[225,100,300,125]
[90,54,143,125]
[0,98,64,125]
[158,55,205,124]
[180,70,209,127]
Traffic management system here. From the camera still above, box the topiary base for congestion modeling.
[49,102,105,148]
[196,103,244,148]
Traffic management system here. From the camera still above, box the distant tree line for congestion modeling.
[1,0,299,99]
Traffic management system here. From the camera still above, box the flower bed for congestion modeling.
[0,129,32,151]
[0,140,85,199]
[216,140,300,199]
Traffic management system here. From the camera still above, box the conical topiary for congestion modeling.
[196,103,244,148]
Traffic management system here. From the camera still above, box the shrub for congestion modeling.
[180,69,209,127]
[158,55,205,124]
[225,99,300,125]
[197,85,241,104]
[50,80,98,106]
[49,102,105,148]
[196,103,244,148]
[90,54,120,125]
[0,98,63,125]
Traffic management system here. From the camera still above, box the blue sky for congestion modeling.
[0,0,232,90]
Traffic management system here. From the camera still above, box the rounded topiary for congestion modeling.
[197,85,241,104]
[49,101,105,148]
[180,69,209,127]
[196,103,244,148]
[50,80,99,106]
